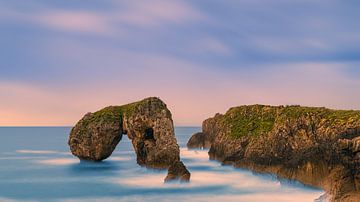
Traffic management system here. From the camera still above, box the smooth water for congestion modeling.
[0,127,323,202]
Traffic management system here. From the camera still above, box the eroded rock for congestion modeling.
[68,107,123,161]
[122,97,180,168]
[193,105,360,201]
[68,97,186,174]
[187,113,222,149]
[164,161,191,182]
[187,132,207,149]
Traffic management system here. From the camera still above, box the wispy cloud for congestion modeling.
[250,37,331,55]
[0,0,205,35]
[1,60,359,126]
[114,0,205,27]
[193,37,232,55]
[35,10,112,34]
[1,1,360,126]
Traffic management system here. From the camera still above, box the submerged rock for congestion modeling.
[68,97,186,174]
[192,105,360,201]
[164,161,191,182]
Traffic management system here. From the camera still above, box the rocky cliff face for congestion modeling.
[69,97,189,181]
[187,114,222,149]
[189,105,360,201]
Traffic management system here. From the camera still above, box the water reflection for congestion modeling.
[68,160,121,173]
[16,150,58,154]
[36,158,79,165]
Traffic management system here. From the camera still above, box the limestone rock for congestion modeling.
[187,132,207,149]
[68,107,123,161]
[68,97,184,171]
[198,105,360,201]
[164,161,191,182]
[122,97,180,168]
[187,113,223,149]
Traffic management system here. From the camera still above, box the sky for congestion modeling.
[0,0,360,126]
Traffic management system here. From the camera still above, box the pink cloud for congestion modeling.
[115,0,205,27]
[2,0,205,35]
[1,37,359,127]
[1,61,360,126]
[34,10,112,34]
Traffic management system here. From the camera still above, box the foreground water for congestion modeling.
[0,127,324,202]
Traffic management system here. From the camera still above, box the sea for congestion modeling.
[0,127,324,202]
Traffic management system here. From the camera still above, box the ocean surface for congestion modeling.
[0,127,324,202]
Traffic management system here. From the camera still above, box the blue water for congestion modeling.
[0,127,323,202]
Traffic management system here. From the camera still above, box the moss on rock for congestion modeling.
[223,105,277,138]
[220,105,360,138]
[68,97,179,168]
[199,104,360,201]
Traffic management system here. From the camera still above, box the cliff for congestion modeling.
[189,105,360,201]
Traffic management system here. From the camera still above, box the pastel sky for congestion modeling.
[1,0,360,126]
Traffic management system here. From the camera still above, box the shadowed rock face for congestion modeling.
[189,105,360,201]
[68,97,188,177]
[187,113,222,149]
[187,132,207,149]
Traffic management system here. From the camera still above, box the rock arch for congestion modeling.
[68,97,190,181]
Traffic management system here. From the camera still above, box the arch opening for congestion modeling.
[144,128,154,140]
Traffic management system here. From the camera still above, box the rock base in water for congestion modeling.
[164,161,191,182]
[187,113,222,149]
[191,105,360,201]
[187,132,208,149]
[68,109,123,161]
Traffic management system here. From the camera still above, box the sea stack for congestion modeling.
[69,97,190,180]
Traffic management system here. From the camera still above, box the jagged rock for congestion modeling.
[164,161,191,182]
[68,97,184,172]
[194,105,360,201]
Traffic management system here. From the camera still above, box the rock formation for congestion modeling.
[188,105,360,201]
[187,114,222,149]
[68,107,123,161]
[164,161,191,182]
[69,97,190,180]
[187,132,207,149]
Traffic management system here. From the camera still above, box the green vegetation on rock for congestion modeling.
[280,106,360,126]
[77,97,168,137]
[69,96,182,169]
[222,105,360,138]
[222,105,277,138]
